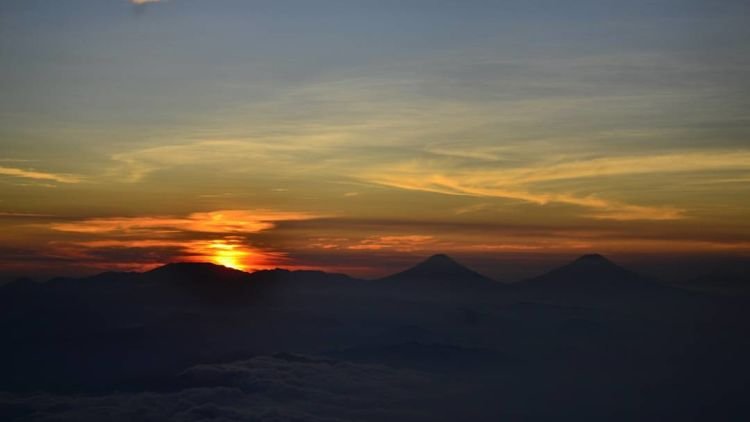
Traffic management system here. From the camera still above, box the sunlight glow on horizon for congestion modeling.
[1,1,749,280]
[207,239,251,271]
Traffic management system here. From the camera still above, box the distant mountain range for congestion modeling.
[5,254,746,301]
[521,253,662,291]
[2,252,749,420]
[2,253,683,299]
[1,253,705,318]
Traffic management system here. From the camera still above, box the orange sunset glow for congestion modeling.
[0,0,750,422]
[0,0,748,284]
[207,240,250,271]
[3,2,750,420]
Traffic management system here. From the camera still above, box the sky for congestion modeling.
[1,0,749,282]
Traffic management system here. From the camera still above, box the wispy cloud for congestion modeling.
[130,0,165,5]
[363,165,684,221]
[453,203,491,215]
[361,150,750,221]
[0,166,82,184]
[94,54,750,225]
[495,151,750,185]
[347,235,435,252]
[0,212,57,218]
[129,0,168,17]
[110,140,330,183]
[0,158,37,163]
[51,210,320,235]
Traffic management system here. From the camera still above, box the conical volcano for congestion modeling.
[549,254,634,279]
[380,254,495,285]
[522,254,658,293]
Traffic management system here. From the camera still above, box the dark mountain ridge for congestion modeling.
[374,254,503,300]
[1,254,694,303]
[522,254,655,289]
[379,254,496,283]
[2,253,748,419]
[512,254,710,315]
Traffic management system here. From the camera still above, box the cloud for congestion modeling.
[45,210,323,271]
[0,166,81,184]
[365,166,685,221]
[99,55,750,224]
[0,212,56,218]
[347,235,436,252]
[359,150,750,221]
[0,354,440,421]
[108,137,750,221]
[494,151,750,185]
[130,0,165,5]
[109,134,749,222]
[50,210,320,235]
[453,203,491,215]
[110,140,339,183]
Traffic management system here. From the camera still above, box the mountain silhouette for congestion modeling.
[376,254,501,300]
[144,262,251,282]
[522,254,655,290]
[381,254,494,284]
[2,254,747,419]
[12,263,369,310]
[538,254,637,279]
[515,254,699,312]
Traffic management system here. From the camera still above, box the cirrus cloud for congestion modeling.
[359,150,750,221]
[0,166,82,184]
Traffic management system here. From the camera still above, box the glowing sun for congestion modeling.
[207,240,250,271]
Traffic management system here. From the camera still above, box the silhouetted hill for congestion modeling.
[381,254,495,283]
[0,263,370,313]
[515,254,707,314]
[377,254,501,300]
[523,254,654,290]
[144,262,251,283]
[43,263,256,307]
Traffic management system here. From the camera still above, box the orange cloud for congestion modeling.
[347,235,435,252]
[50,210,320,235]
[46,210,320,272]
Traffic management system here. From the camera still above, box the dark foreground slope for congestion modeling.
[674,263,750,296]
[1,255,749,421]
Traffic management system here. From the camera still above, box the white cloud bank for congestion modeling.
[0,354,441,422]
